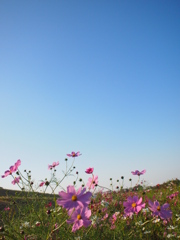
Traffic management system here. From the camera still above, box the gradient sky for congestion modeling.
[0,0,180,193]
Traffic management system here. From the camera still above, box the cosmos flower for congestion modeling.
[39,181,45,187]
[11,176,21,185]
[67,206,91,232]
[123,196,145,216]
[66,152,82,157]
[86,175,98,189]
[148,200,172,220]
[167,192,179,199]
[4,207,10,211]
[48,161,59,170]
[2,159,21,178]
[85,168,94,174]
[131,169,146,176]
[57,185,92,210]
[101,213,108,221]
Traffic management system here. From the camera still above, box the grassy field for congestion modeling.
[0,179,180,240]
[1,158,179,239]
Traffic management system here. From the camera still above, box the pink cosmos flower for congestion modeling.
[45,202,52,208]
[123,196,145,216]
[11,176,21,185]
[48,161,59,170]
[148,200,172,220]
[54,223,58,229]
[14,159,21,170]
[67,206,91,232]
[66,151,82,157]
[39,181,45,187]
[85,168,94,174]
[86,175,98,189]
[167,192,179,199]
[110,213,117,225]
[101,213,108,221]
[4,207,10,211]
[131,169,146,176]
[2,159,21,178]
[57,185,92,210]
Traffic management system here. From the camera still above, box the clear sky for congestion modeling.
[0,0,180,192]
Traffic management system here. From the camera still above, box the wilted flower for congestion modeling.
[85,168,94,174]
[148,200,172,220]
[35,221,41,227]
[123,196,145,216]
[67,152,82,157]
[57,185,92,210]
[67,207,91,232]
[131,169,146,176]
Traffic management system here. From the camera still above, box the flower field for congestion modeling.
[0,152,180,240]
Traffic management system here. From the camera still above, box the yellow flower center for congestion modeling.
[77,214,82,220]
[72,153,76,157]
[157,206,161,211]
[71,195,77,201]
[132,203,136,208]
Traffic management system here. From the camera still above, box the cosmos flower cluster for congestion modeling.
[1,154,173,234]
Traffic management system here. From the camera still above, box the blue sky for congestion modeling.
[0,0,180,192]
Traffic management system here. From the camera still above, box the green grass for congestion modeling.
[0,179,180,240]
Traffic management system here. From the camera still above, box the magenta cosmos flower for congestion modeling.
[148,200,172,220]
[67,206,91,232]
[131,169,146,176]
[86,175,98,189]
[39,181,45,187]
[2,159,21,178]
[85,168,94,174]
[167,192,179,200]
[48,161,59,170]
[11,176,21,185]
[123,196,145,216]
[66,151,82,157]
[57,185,92,210]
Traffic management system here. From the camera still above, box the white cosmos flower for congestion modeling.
[167,234,175,238]
[167,225,177,230]
[153,218,160,223]
[142,208,149,213]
